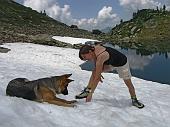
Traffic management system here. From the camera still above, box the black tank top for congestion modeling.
[101,46,127,67]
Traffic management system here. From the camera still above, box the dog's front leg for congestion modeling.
[45,99,76,107]
[36,86,76,107]
[68,100,77,104]
[54,97,77,104]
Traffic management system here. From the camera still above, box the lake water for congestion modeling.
[80,44,170,85]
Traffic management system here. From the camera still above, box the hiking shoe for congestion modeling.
[132,98,145,109]
[75,87,91,99]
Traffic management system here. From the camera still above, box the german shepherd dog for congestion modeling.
[6,74,77,107]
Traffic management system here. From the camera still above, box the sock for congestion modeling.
[131,96,137,100]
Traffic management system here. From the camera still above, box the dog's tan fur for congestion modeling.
[36,86,76,107]
[6,74,77,107]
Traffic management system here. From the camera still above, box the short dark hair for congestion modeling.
[79,45,95,60]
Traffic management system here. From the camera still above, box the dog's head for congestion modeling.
[54,74,73,95]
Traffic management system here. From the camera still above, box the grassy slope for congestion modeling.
[104,9,170,53]
[0,0,96,46]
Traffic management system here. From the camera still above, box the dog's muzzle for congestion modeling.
[61,88,68,95]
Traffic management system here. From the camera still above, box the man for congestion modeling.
[75,44,144,109]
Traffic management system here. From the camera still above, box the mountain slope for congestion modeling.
[0,0,96,44]
[107,9,170,53]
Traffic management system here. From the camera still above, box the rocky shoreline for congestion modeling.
[0,33,85,53]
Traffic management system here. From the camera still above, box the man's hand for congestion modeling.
[86,92,93,102]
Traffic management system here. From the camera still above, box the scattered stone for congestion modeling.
[0,47,11,53]
[131,26,137,35]
[122,37,130,43]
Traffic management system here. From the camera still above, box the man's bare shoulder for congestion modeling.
[96,51,109,63]
[94,44,104,49]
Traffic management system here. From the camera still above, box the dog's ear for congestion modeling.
[66,79,74,83]
[60,77,74,86]
[65,73,72,78]
[60,74,72,79]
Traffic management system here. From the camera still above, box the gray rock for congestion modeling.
[131,26,137,34]
[0,47,11,53]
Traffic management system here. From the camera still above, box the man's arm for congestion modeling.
[86,61,104,102]
[86,52,109,102]
[86,69,95,89]
[90,60,104,93]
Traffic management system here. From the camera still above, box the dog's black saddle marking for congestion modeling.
[6,78,36,100]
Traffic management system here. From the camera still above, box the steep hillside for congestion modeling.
[105,9,170,53]
[0,0,96,47]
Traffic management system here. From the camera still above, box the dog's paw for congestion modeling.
[72,104,77,108]
[68,103,77,108]
[70,100,78,103]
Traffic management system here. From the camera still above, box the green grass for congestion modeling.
[100,9,170,53]
[0,0,97,44]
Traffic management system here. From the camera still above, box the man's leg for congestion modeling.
[123,79,144,109]
[75,70,95,99]
[75,68,103,99]
[116,60,144,108]
[123,79,136,97]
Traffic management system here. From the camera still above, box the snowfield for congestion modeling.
[0,39,170,127]
[52,36,99,45]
